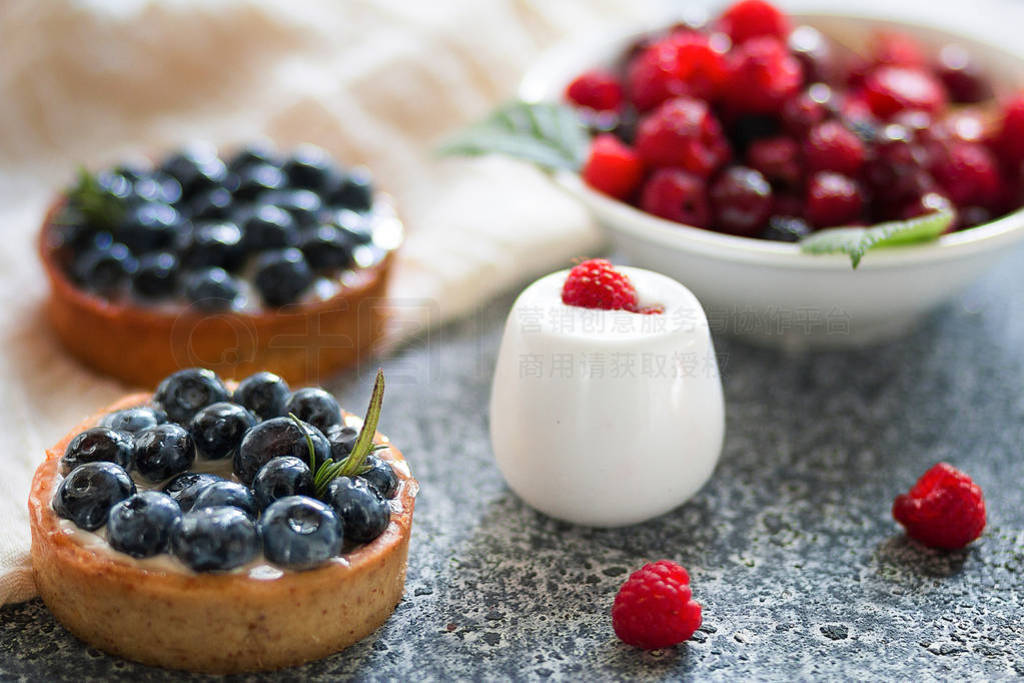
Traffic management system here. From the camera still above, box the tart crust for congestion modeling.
[39,201,396,387]
[29,394,417,674]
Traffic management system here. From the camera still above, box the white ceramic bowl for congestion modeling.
[520,12,1024,349]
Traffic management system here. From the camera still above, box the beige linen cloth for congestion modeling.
[0,0,665,604]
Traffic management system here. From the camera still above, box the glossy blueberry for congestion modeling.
[184,187,233,221]
[73,242,137,295]
[358,455,399,499]
[282,146,335,191]
[334,209,374,244]
[329,167,374,212]
[252,456,315,510]
[192,480,257,518]
[233,371,291,420]
[115,202,183,253]
[134,423,196,483]
[60,427,134,476]
[233,163,285,201]
[227,143,280,173]
[327,425,359,461]
[260,496,343,570]
[95,170,134,200]
[171,506,260,572]
[154,368,231,423]
[183,267,245,311]
[285,387,342,434]
[189,401,257,460]
[162,472,223,512]
[181,221,245,271]
[53,462,135,531]
[323,476,389,543]
[253,248,313,307]
[242,205,297,251]
[161,150,228,200]
[100,406,167,434]
[132,251,180,299]
[264,189,322,228]
[298,225,355,270]
[107,491,182,558]
[762,216,812,242]
[129,172,182,205]
[234,416,330,485]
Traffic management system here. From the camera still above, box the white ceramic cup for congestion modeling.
[489,267,725,527]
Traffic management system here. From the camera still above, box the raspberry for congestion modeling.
[804,121,866,176]
[718,0,790,44]
[561,259,638,311]
[582,135,644,200]
[747,136,802,186]
[892,462,986,550]
[724,36,804,115]
[634,97,731,177]
[627,33,728,111]
[640,169,711,228]
[930,142,1001,208]
[709,166,773,236]
[871,31,927,68]
[863,124,933,206]
[805,172,864,227]
[995,93,1024,168]
[780,90,828,136]
[612,560,702,650]
[863,66,948,119]
[566,70,624,112]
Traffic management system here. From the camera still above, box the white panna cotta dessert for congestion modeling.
[490,262,725,527]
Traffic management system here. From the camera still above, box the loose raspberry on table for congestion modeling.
[804,121,866,176]
[627,32,728,111]
[582,135,644,200]
[718,0,790,45]
[892,462,986,550]
[724,36,804,115]
[805,171,864,227]
[612,560,702,650]
[566,69,624,112]
[863,66,948,119]
[634,97,731,177]
[561,259,638,311]
[640,168,711,227]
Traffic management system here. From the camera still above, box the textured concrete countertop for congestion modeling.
[2,250,1024,681]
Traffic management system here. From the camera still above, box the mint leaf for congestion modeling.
[438,101,588,171]
[799,210,954,268]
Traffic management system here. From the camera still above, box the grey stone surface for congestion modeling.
[3,249,1024,681]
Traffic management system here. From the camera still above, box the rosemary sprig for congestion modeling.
[54,166,126,230]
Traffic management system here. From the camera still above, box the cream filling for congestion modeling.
[56,412,415,579]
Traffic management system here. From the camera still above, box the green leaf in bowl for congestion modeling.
[438,101,588,172]
[799,210,955,269]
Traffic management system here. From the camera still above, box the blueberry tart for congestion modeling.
[38,143,402,386]
[29,368,417,673]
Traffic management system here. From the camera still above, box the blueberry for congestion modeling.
[762,216,812,242]
[161,150,229,200]
[132,251,180,299]
[130,173,182,205]
[192,481,257,518]
[358,455,398,499]
[162,472,223,512]
[242,205,297,251]
[327,425,359,461]
[154,368,231,423]
[252,456,315,510]
[189,401,257,460]
[116,202,183,253]
[282,146,335,191]
[53,462,135,531]
[60,427,134,476]
[100,406,167,434]
[334,209,374,244]
[183,267,244,311]
[233,163,285,202]
[73,242,137,295]
[184,187,233,221]
[94,170,134,200]
[285,387,342,434]
[264,189,322,228]
[134,424,196,483]
[324,476,389,543]
[181,221,245,271]
[171,506,260,572]
[227,143,280,173]
[329,167,374,212]
[298,225,355,270]
[253,248,313,306]
[107,491,182,558]
[233,371,291,420]
[260,496,342,570]
[234,416,329,485]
